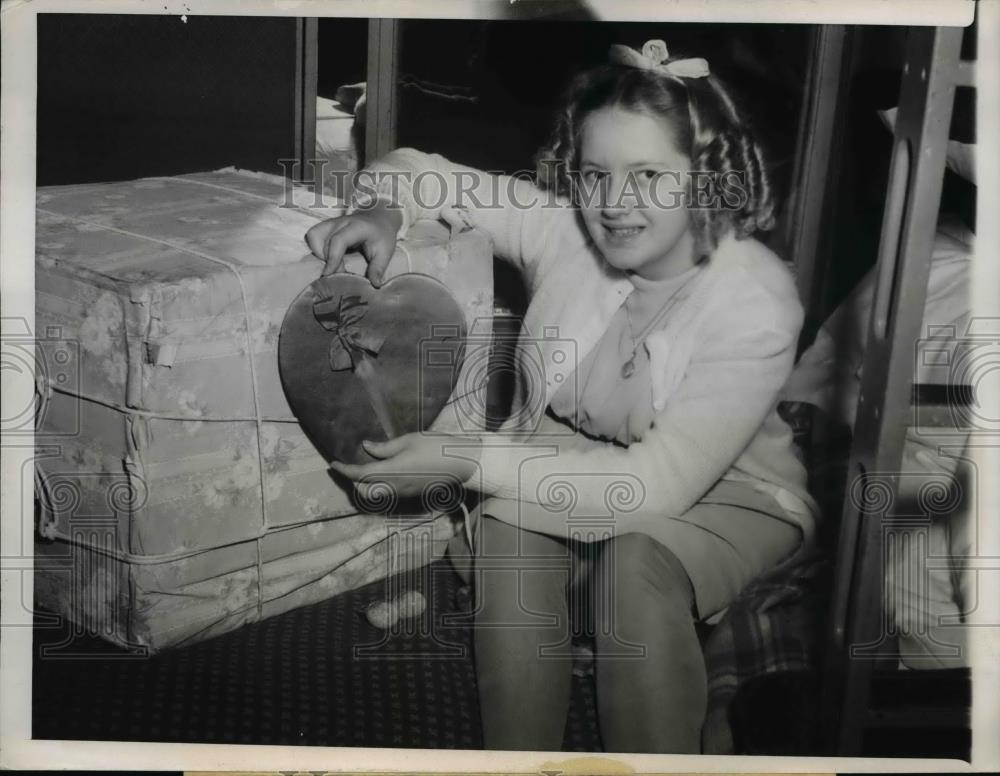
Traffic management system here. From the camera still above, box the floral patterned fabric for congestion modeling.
[34,169,493,652]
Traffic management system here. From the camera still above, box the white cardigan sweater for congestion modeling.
[366,149,820,545]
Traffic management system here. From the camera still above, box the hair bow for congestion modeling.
[609,39,710,79]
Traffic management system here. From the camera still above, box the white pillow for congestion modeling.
[780,220,973,427]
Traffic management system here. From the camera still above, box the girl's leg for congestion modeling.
[592,533,707,754]
[474,516,574,751]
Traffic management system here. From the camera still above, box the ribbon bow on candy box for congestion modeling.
[278,273,468,465]
[312,293,395,437]
[314,294,386,372]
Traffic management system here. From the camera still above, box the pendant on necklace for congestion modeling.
[621,357,636,379]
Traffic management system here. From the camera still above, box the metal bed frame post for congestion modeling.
[294,18,318,184]
[819,25,965,756]
[365,18,400,166]
[786,25,852,348]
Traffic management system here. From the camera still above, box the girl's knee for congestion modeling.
[592,535,703,668]
[595,534,694,613]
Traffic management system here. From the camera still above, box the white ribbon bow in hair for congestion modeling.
[609,39,710,79]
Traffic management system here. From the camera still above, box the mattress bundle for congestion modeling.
[33,169,493,652]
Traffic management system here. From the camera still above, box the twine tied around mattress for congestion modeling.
[33,206,276,623]
[33,194,450,644]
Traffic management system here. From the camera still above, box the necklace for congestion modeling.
[620,270,701,380]
[622,299,640,379]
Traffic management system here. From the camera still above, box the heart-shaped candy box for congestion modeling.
[278,272,467,464]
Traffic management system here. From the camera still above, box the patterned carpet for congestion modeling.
[30,554,971,757]
[32,559,602,750]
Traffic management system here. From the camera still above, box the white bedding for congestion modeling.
[315,96,359,196]
[781,218,975,669]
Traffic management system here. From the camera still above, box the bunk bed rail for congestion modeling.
[819,24,970,756]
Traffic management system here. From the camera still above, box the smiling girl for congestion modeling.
[305,40,819,754]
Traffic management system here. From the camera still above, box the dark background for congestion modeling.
[37,14,304,185]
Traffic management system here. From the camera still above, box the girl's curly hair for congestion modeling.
[535,60,776,257]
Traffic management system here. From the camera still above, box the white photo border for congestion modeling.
[2,0,996,772]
